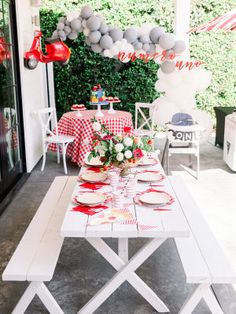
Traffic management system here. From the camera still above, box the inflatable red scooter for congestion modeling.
[24,31,71,70]
[0,31,11,64]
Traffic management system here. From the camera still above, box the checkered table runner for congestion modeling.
[49,110,133,166]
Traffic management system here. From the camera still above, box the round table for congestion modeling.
[49,110,133,166]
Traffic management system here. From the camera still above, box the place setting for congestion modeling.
[134,188,174,210]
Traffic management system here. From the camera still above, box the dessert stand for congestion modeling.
[106,97,121,114]
[89,101,109,117]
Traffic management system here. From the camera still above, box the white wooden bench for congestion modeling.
[2,176,77,314]
[169,176,236,314]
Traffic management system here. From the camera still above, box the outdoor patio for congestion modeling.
[1,136,236,314]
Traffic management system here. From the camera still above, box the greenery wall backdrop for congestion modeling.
[40,0,236,119]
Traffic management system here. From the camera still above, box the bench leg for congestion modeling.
[179,283,224,314]
[11,281,63,314]
[81,237,169,314]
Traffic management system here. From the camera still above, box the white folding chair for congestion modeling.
[134,102,155,137]
[162,124,204,179]
[37,108,75,174]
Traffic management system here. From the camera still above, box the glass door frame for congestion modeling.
[0,0,26,209]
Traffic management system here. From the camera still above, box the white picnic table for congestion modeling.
[61,158,190,313]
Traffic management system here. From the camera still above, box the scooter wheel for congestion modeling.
[24,58,39,70]
[58,59,69,66]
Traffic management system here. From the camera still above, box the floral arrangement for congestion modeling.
[88,118,153,168]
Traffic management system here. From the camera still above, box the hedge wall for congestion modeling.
[40,0,236,118]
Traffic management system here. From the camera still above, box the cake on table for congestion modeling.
[90,84,107,103]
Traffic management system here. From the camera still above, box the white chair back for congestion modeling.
[37,107,58,139]
[135,102,155,134]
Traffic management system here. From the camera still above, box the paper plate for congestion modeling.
[76,192,106,205]
[85,157,104,167]
[138,157,158,166]
[139,191,171,205]
[81,172,107,183]
[137,171,163,182]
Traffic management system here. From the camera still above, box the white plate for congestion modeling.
[137,171,163,182]
[139,191,170,205]
[138,157,157,166]
[76,192,106,205]
[85,157,104,167]
[81,172,107,183]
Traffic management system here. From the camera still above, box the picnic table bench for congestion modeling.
[2,170,236,313]
[2,176,77,314]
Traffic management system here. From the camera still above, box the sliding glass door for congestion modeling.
[0,0,25,207]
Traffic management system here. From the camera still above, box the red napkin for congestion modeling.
[86,167,102,172]
[72,204,108,215]
[80,182,109,190]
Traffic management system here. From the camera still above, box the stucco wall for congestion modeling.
[15,0,47,172]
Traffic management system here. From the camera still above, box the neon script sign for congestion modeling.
[117,50,205,70]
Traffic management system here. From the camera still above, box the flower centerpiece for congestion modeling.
[88,118,153,175]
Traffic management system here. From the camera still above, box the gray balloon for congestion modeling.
[59,17,65,23]
[100,35,113,49]
[173,40,186,53]
[68,31,78,40]
[99,22,109,34]
[149,43,156,53]
[139,34,150,44]
[143,43,150,52]
[107,25,113,32]
[124,28,138,43]
[65,20,70,26]
[133,41,142,50]
[71,19,82,31]
[166,49,175,60]
[85,37,91,46]
[52,30,59,39]
[58,30,66,41]
[161,61,176,73]
[57,23,65,31]
[86,16,101,31]
[150,27,165,43]
[64,26,71,35]
[159,33,175,50]
[110,27,123,42]
[80,5,93,19]
[91,44,103,53]
[89,31,102,44]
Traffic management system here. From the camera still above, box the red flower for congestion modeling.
[124,126,131,133]
[147,139,153,145]
[103,135,112,140]
[100,157,107,162]
[133,148,144,158]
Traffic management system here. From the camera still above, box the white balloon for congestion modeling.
[67,11,79,22]
[82,19,87,27]
[152,97,179,127]
[103,49,110,57]
[121,38,127,44]
[138,23,154,36]
[83,27,90,36]
[188,108,213,143]
[155,80,167,92]
[110,45,119,55]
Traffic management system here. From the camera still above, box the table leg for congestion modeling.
[118,238,128,262]
[79,237,169,314]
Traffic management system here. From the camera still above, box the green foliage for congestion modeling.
[41,0,236,119]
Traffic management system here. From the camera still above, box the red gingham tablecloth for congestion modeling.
[49,110,133,166]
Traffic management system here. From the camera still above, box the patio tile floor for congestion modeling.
[0,137,236,313]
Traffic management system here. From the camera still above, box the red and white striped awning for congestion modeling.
[189,9,236,32]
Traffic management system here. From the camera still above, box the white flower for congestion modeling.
[116,152,124,162]
[115,143,124,152]
[92,122,101,132]
[98,149,105,156]
[123,137,133,147]
[124,150,132,159]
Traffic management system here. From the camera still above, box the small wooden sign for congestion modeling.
[174,131,193,141]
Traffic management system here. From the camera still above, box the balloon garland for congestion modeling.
[52,5,186,73]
